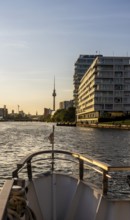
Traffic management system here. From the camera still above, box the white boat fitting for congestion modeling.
[0,127,130,220]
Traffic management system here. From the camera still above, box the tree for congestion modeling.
[52,107,76,122]
[67,107,76,122]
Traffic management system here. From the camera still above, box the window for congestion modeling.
[114,71,123,77]
[105,104,113,109]
[114,65,123,70]
[114,97,122,103]
[114,85,123,90]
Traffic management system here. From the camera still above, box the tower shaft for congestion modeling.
[52,77,56,111]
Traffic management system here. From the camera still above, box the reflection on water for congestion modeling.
[0,122,130,191]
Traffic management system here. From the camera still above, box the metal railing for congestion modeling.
[12,150,130,196]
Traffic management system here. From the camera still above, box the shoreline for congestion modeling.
[77,123,130,130]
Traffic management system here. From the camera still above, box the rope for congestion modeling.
[7,187,36,220]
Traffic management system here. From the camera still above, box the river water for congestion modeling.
[0,121,130,195]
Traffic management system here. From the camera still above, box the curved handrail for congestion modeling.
[15,149,110,170]
[12,150,130,196]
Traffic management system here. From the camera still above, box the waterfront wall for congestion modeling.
[77,123,130,130]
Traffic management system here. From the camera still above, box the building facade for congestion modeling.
[77,56,130,124]
[59,100,74,110]
[44,108,52,117]
[73,54,102,107]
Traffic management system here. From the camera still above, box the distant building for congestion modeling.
[0,105,8,119]
[12,110,15,115]
[59,100,74,110]
[19,110,25,117]
[44,108,52,117]
[77,56,130,124]
[73,54,103,107]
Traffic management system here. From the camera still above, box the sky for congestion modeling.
[0,0,130,114]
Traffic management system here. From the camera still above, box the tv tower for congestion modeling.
[52,77,56,111]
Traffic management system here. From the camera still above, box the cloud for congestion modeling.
[0,40,29,49]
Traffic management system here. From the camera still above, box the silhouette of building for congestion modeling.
[0,105,8,119]
[44,108,52,117]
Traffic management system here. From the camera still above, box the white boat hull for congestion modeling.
[26,173,130,220]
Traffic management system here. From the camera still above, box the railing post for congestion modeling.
[51,125,55,172]
[51,154,54,172]
[103,170,108,195]
[27,160,32,181]
[12,169,19,178]
[79,159,84,180]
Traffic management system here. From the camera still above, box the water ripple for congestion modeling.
[0,122,130,192]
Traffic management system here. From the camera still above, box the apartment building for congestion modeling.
[73,54,102,107]
[77,56,130,124]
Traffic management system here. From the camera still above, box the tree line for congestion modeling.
[43,107,76,122]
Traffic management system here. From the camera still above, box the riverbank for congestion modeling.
[77,123,130,130]
[57,122,76,127]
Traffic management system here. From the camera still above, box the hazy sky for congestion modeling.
[0,0,130,114]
